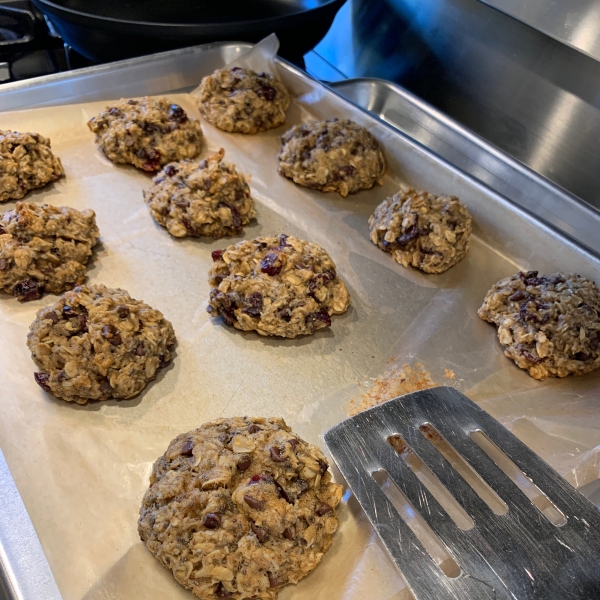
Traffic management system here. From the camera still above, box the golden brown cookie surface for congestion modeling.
[138,417,343,599]
[27,283,175,403]
[478,271,600,380]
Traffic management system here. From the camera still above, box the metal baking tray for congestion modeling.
[1,42,600,600]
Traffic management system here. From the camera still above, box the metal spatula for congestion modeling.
[324,387,600,599]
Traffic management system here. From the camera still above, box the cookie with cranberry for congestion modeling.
[0,130,64,202]
[196,67,290,134]
[207,234,351,338]
[27,284,176,403]
[87,97,203,171]
[278,118,385,197]
[369,186,472,274]
[144,148,256,239]
[0,201,99,301]
[138,417,343,600]
[478,272,600,380]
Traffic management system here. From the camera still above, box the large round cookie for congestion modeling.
[138,417,343,600]
[196,67,290,134]
[87,97,203,171]
[207,234,351,338]
[278,118,385,197]
[478,271,600,380]
[368,186,472,274]
[0,130,64,202]
[0,201,99,301]
[144,149,256,239]
[27,284,176,403]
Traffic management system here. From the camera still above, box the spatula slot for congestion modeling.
[469,430,567,526]
[419,423,508,516]
[387,434,474,531]
[372,469,462,578]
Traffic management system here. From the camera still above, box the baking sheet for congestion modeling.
[1,45,600,600]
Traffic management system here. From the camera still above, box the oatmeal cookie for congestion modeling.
[196,67,290,134]
[278,118,385,197]
[138,417,343,600]
[0,130,64,202]
[144,149,256,239]
[368,186,472,274]
[87,97,203,171]
[27,283,176,403]
[0,201,99,301]
[478,271,600,380]
[207,234,351,338]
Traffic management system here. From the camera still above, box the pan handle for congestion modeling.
[0,5,36,47]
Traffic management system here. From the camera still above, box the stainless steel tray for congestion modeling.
[330,77,600,258]
[1,42,600,600]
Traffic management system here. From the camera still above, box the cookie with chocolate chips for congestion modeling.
[207,234,351,338]
[27,283,176,403]
[278,118,385,197]
[478,271,600,380]
[0,130,64,202]
[87,97,203,171]
[144,148,256,239]
[196,67,290,134]
[138,417,343,600]
[369,186,472,274]
[0,201,99,301]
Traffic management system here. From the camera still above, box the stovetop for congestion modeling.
[0,0,94,82]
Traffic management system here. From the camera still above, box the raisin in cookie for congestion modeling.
[138,417,343,600]
[0,201,99,301]
[27,283,175,403]
[196,67,290,134]
[478,271,600,380]
[87,97,203,171]
[369,186,472,274]
[207,234,351,338]
[144,149,256,239]
[278,118,385,197]
[0,130,64,202]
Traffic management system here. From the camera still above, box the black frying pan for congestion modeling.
[31,0,346,63]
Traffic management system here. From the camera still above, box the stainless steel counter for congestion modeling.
[479,0,600,63]
[308,0,600,213]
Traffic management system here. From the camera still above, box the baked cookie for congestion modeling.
[478,271,600,380]
[196,67,290,134]
[278,118,385,197]
[138,417,343,600]
[87,97,203,171]
[368,186,472,274]
[27,283,175,403]
[0,130,64,202]
[144,149,256,239]
[0,201,99,301]
[207,234,351,338]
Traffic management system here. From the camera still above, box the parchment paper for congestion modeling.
[1,39,600,600]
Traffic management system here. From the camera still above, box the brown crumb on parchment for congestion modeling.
[346,362,437,416]
[444,368,456,380]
